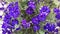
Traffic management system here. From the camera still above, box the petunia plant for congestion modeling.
[1,0,60,34]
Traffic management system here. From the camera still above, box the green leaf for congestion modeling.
[18,0,28,10]
[46,9,56,23]
[37,30,45,34]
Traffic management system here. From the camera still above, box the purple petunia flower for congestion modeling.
[40,6,50,14]
[33,25,40,32]
[3,13,11,24]
[2,29,12,34]
[53,8,60,14]
[25,7,34,15]
[44,23,56,32]
[55,13,60,20]
[48,24,55,32]
[9,2,20,18]
[2,23,13,29]
[31,15,40,25]
[27,1,36,9]
[38,13,47,21]
[7,2,14,12]
[56,21,60,27]
[21,19,30,29]
[11,19,19,27]
[5,2,20,18]
[2,23,12,34]
[31,13,47,25]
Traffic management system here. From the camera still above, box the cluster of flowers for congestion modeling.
[23,1,60,33]
[53,7,60,20]
[21,0,50,32]
[2,0,60,34]
[26,0,36,15]
[44,22,58,34]
[44,21,60,34]
[31,6,50,32]
[2,1,20,34]
[44,7,60,34]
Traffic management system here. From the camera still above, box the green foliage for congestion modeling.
[46,9,56,23]
[18,0,28,10]
[39,30,45,34]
